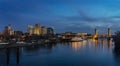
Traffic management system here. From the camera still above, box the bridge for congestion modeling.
[93,28,112,40]
[61,28,112,40]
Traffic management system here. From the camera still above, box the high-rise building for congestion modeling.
[28,25,33,35]
[41,26,47,35]
[34,24,41,35]
[47,27,54,34]
[4,24,14,35]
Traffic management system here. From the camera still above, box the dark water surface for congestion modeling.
[0,39,120,66]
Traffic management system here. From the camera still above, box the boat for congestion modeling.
[16,41,25,44]
[71,37,83,42]
[0,42,9,45]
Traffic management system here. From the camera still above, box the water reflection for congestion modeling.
[71,42,82,51]
[24,45,41,52]
[113,42,120,66]
[93,39,98,49]
[0,39,116,66]
[24,43,56,52]
[5,47,20,66]
[107,40,112,50]
[93,39,113,51]
[16,47,20,66]
[71,39,113,52]
[6,48,10,65]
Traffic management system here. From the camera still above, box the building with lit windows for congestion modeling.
[28,25,34,35]
[4,24,14,36]
[47,27,54,34]
[34,24,41,35]
[41,26,47,35]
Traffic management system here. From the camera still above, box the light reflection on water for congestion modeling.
[71,39,113,52]
[0,39,120,66]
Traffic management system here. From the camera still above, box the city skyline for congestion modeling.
[0,24,112,35]
[0,1,120,66]
[0,0,120,34]
[1,24,55,35]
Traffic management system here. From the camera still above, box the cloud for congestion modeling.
[63,9,120,23]
[0,0,120,34]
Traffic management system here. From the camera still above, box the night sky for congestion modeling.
[0,0,120,34]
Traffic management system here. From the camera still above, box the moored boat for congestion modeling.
[71,37,83,42]
[0,42,9,45]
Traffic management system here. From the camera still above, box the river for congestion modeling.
[0,39,120,66]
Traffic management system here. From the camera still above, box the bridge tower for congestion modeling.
[94,28,98,40]
[107,28,111,39]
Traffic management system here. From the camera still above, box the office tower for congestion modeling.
[34,24,41,35]
[47,27,54,34]
[28,25,33,35]
[41,26,47,35]
[4,24,14,35]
